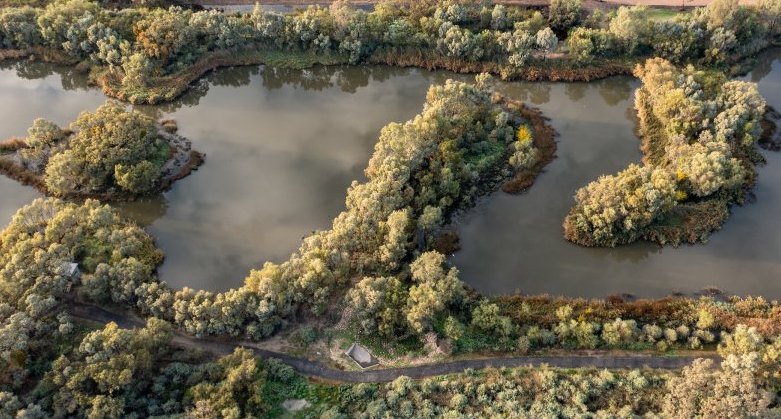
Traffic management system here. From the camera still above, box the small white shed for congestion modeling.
[345,342,379,369]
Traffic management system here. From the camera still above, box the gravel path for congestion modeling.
[69,302,719,383]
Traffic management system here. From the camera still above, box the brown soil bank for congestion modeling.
[100,49,633,105]
[369,50,634,82]
[760,107,781,152]
[93,49,346,105]
[0,46,78,65]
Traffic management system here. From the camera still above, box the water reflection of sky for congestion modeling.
[0,49,779,297]
[0,61,439,291]
[453,48,781,298]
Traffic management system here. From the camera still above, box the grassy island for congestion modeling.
[0,101,203,199]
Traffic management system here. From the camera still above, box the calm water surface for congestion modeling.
[0,62,441,290]
[453,49,781,298]
[0,50,779,296]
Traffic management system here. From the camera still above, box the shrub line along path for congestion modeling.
[68,301,719,383]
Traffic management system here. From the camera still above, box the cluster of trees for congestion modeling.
[13,101,173,196]
[1,0,778,102]
[565,58,767,246]
[663,325,781,417]
[2,200,781,416]
[0,197,306,414]
[315,327,779,417]
[568,0,781,65]
[1,319,303,418]
[0,198,162,393]
[430,296,763,355]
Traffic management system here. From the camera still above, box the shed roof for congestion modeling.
[345,343,379,369]
[61,262,80,277]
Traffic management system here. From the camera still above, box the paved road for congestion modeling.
[69,302,719,383]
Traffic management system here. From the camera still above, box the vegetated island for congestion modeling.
[0,101,204,199]
[0,0,778,104]
[564,58,775,247]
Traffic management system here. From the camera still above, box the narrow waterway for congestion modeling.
[0,50,778,297]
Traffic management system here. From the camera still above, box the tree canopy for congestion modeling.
[565,58,766,247]
[43,101,168,196]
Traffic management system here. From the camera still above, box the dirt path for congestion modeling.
[198,0,756,9]
[68,302,718,383]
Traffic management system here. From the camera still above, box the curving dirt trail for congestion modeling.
[68,302,719,383]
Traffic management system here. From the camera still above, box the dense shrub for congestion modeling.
[45,102,167,195]
[5,101,176,197]
[0,7,40,49]
[0,198,162,391]
[565,164,676,246]
[548,0,581,33]
[565,58,767,247]
[2,320,285,418]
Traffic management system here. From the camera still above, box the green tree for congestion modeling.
[608,6,652,54]
[45,319,172,418]
[43,101,166,196]
[535,27,558,59]
[548,0,581,33]
[564,164,677,247]
[19,118,67,172]
[405,252,464,334]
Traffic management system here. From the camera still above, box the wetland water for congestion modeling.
[0,49,779,296]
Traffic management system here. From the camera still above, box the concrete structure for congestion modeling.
[282,399,311,412]
[345,342,379,369]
